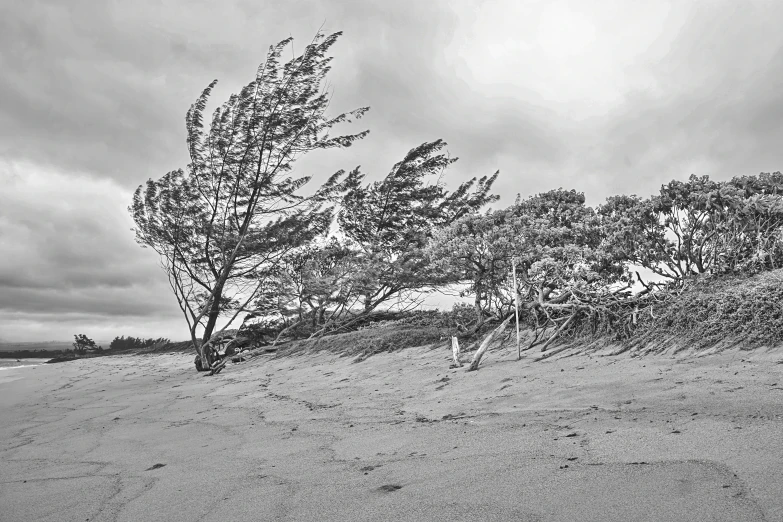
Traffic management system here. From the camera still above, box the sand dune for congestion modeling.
[1,345,782,521]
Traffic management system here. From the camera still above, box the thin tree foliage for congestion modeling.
[130,31,368,365]
[337,140,499,315]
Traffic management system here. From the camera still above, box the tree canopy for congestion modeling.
[130,31,368,364]
[337,140,499,314]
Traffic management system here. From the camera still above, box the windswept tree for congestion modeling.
[337,140,499,316]
[261,238,361,334]
[73,334,99,354]
[600,173,783,283]
[427,208,521,326]
[429,189,630,345]
[511,189,627,294]
[130,32,369,367]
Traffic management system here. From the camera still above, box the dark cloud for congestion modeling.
[0,309,184,344]
[3,0,783,340]
[0,162,182,341]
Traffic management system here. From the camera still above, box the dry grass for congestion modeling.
[627,269,783,353]
[275,325,447,360]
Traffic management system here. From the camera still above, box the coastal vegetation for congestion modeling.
[0,337,175,362]
[129,31,783,370]
[72,334,102,354]
[109,336,170,351]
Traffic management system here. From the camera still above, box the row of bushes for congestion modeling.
[282,269,783,359]
[96,267,781,363]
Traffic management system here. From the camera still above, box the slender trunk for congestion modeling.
[474,283,484,325]
[202,281,226,344]
[273,318,306,346]
[198,280,226,368]
[190,325,210,369]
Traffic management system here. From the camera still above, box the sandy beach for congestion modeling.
[1,345,782,521]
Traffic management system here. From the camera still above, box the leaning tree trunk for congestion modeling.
[201,286,224,344]
[197,338,214,369]
[198,281,226,368]
[467,315,514,371]
[188,327,209,370]
[193,329,215,370]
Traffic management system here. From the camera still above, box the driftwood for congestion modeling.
[533,342,577,361]
[538,313,578,353]
[519,279,646,354]
[450,337,463,368]
[467,315,514,371]
[230,346,278,363]
[197,329,239,366]
[208,358,227,375]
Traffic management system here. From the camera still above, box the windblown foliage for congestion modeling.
[72,334,100,354]
[109,336,170,351]
[337,140,499,314]
[428,189,628,333]
[428,175,783,353]
[130,32,368,364]
[600,173,783,281]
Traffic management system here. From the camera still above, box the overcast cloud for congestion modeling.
[2,0,783,341]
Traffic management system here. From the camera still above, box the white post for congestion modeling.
[513,258,521,360]
[451,336,462,367]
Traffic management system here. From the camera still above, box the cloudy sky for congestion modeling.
[2,0,783,342]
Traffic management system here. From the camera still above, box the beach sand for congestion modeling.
[1,344,782,521]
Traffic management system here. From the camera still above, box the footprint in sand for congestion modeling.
[377,484,402,492]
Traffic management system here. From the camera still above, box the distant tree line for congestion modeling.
[0,335,171,360]
[130,30,783,364]
[109,336,171,351]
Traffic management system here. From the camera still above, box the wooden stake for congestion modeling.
[451,336,463,368]
[513,258,521,360]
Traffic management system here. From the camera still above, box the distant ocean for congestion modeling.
[0,358,45,370]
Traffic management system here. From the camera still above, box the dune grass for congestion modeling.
[275,324,448,360]
[627,269,783,353]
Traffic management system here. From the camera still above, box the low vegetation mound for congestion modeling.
[627,269,783,353]
[276,322,447,360]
